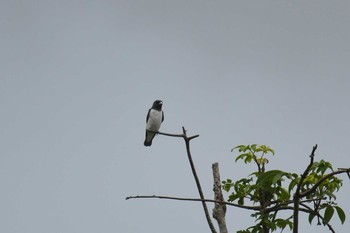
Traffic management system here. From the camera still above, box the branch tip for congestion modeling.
[182,126,187,135]
[310,144,318,158]
[189,135,200,140]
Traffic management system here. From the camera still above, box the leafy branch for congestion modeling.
[225,144,350,233]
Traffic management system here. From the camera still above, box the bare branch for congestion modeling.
[157,128,199,140]
[126,192,335,233]
[182,129,216,233]
[158,127,216,233]
[338,168,350,180]
[298,144,318,190]
[126,195,260,210]
[157,131,184,138]
[189,134,200,140]
[125,195,330,214]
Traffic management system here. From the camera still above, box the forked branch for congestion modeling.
[138,127,216,233]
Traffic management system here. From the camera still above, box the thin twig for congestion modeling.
[125,195,331,213]
[157,130,199,139]
[267,203,335,231]
[338,168,350,180]
[337,168,350,170]
[300,203,336,233]
[157,131,184,138]
[266,198,326,212]
[126,195,260,210]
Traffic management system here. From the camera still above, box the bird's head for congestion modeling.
[152,100,163,110]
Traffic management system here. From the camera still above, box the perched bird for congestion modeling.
[144,100,164,147]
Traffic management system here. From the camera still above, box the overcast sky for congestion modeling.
[1,1,350,233]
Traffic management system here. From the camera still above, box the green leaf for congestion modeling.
[288,179,298,193]
[223,179,233,192]
[279,188,290,201]
[231,145,248,152]
[235,153,253,163]
[223,183,231,192]
[256,145,275,155]
[244,155,253,163]
[275,218,287,228]
[335,206,346,224]
[308,213,316,224]
[324,205,335,224]
[251,144,257,151]
[256,170,286,185]
[256,157,269,165]
[272,171,285,185]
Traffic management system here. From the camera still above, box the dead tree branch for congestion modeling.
[156,127,216,233]
[126,195,259,210]
[212,163,228,233]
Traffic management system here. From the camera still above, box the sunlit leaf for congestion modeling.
[235,153,254,163]
[256,145,275,155]
[245,155,253,163]
[251,144,257,151]
[231,145,247,152]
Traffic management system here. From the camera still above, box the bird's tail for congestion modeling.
[144,139,152,147]
[144,130,155,147]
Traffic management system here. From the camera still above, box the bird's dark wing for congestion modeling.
[162,111,164,122]
[146,109,151,123]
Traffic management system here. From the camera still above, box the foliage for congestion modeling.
[223,144,346,233]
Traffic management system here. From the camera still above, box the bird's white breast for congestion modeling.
[146,109,163,131]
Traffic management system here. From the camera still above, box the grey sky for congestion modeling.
[1,1,350,233]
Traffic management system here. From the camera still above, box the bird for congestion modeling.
[144,100,164,147]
